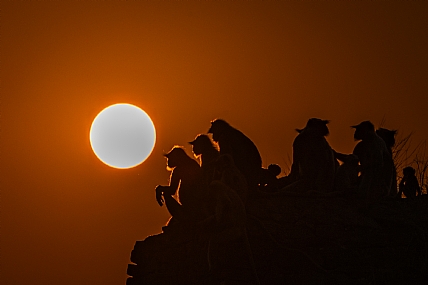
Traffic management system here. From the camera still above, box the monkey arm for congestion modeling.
[155,169,181,206]
[417,185,422,196]
[155,185,166,206]
[288,140,303,181]
[399,177,406,187]
[163,194,186,221]
[397,179,405,197]
[411,176,421,196]
[333,150,350,163]
[167,169,181,196]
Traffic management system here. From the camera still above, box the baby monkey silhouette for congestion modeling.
[398,166,421,198]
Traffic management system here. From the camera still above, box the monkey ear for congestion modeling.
[188,140,195,145]
[322,120,330,124]
[295,128,303,133]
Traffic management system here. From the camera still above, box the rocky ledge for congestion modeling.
[127,194,428,285]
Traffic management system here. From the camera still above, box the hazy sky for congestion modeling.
[1,1,427,285]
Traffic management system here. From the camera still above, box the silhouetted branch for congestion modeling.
[393,131,428,195]
[393,132,415,173]
[413,141,428,194]
[281,153,293,175]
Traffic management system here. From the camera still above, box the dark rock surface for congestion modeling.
[127,194,428,285]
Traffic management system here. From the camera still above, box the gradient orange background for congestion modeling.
[1,2,427,285]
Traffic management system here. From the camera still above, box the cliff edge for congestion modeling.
[127,194,428,285]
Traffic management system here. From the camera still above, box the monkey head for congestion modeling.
[376,128,397,148]
[403,166,416,177]
[208,119,230,142]
[188,134,213,156]
[351,121,375,141]
[297,118,330,137]
[163,146,188,168]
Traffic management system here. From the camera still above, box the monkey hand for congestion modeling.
[155,185,165,206]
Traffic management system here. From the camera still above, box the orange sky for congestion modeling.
[1,2,427,285]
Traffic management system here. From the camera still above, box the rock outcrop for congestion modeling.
[127,194,428,285]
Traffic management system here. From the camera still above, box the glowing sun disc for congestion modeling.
[90,103,156,169]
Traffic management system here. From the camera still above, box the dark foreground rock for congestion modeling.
[127,194,428,285]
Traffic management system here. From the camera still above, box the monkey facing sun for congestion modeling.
[90,103,156,169]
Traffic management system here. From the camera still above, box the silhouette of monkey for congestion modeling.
[352,121,394,202]
[376,128,397,151]
[285,118,336,193]
[189,134,219,166]
[208,119,262,195]
[376,128,398,196]
[155,146,206,224]
[398,166,421,198]
[189,134,220,185]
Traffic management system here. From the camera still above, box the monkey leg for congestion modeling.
[163,194,187,222]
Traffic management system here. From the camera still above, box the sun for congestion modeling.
[90,103,156,169]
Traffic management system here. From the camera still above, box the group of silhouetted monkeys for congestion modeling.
[156,118,421,226]
[156,119,422,219]
[156,118,423,224]
[154,118,423,284]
